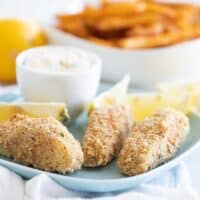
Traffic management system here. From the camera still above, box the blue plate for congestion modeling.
[0,87,200,192]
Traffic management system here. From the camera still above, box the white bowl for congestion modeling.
[16,46,102,119]
[44,26,200,89]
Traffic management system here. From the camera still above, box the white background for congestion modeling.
[0,0,199,22]
[0,0,200,193]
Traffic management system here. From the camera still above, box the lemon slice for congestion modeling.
[157,82,200,113]
[89,75,130,113]
[0,102,69,123]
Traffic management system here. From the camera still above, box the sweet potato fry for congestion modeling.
[146,3,177,18]
[56,20,89,37]
[101,2,146,15]
[118,25,200,49]
[126,22,164,37]
[93,12,163,32]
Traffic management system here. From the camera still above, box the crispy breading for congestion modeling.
[118,108,189,176]
[0,114,83,173]
[82,105,130,167]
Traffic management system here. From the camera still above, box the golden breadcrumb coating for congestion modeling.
[0,114,83,173]
[118,108,189,176]
[82,105,130,167]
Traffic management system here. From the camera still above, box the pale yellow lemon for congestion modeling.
[158,83,200,113]
[0,19,47,83]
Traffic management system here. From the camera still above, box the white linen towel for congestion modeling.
[0,163,199,200]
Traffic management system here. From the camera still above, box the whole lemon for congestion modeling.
[0,19,47,84]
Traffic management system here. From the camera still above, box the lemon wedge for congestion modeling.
[88,75,130,113]
[128,83,200,121]
[127,93,168,121]
[158,82,200,113]
[0,102,69,123]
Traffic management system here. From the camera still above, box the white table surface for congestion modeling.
[0,0,200,194]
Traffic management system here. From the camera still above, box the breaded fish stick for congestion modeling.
[118,108,189,176]
[82,105,130,167]
[0,114,83,173]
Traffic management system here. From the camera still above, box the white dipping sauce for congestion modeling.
[22,46,97,73]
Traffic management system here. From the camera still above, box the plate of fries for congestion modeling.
[45,0,200,88]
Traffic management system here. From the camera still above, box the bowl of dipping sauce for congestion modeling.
[16,45,102,119]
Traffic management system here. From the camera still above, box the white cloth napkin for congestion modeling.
[0,163,199,200]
